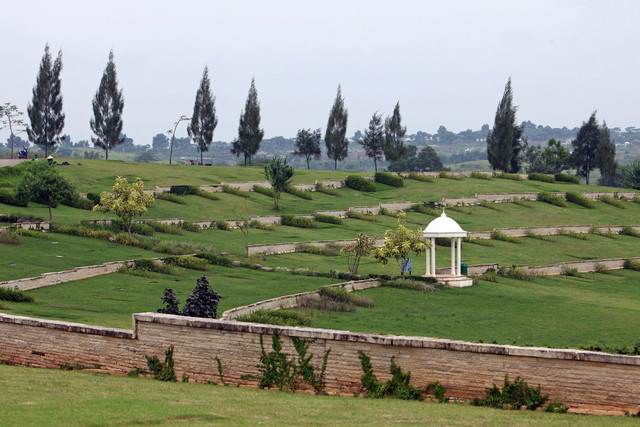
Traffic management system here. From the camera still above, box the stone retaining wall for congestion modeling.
[0,221,50,231]
[1,311,639,415]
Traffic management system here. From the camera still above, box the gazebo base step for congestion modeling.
[427,274,473,288]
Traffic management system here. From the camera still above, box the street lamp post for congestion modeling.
[169,115,190,165]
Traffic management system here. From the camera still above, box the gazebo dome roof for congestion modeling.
[423,211,468,238]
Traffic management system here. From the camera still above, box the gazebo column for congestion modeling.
[430,238,436,276]
[450,237,455,275]
[425,246,430,276]
[457,237,462,275]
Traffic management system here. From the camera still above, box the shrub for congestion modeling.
[314,213,343,225]
[0,287,35,302]
[65,195,95,210]
[538,191,566,207]
[281,214,316,228]
[380,279,437,292]
[595,263,610,274]
[168,185,190,195]
[0,229,20,245]
[186,186,220,200]
[250,219,276,231]
[439,171,462,180]
[491,230,521,243]
[0,188,27,207]
[471,375,549,411]
[545,402,569,414]
[565,191,595,208]
[524,230,555,242]
[497,265,536,281]
[133,258,179,275]
[474,270,499,283]
[511,197,532,207]
[195,251,234,267]
[18,228,52,239]
[181,275,221,318]
[146,221,184,235]
[619,225,640,238]
[358,351,424,400]
[407,172,434,182]
[562,266,581,277]
[590,225,616,239]
[216,220,229,230]
[346,210,376,221]
[146,346,177,382]
[253,185,275,197]
[470,172,491,180]
[555,173,579,184]
[315,183,341,196]
[411,203,438,216]
[624,259,640,271]
[528,173,555,183]
[284,185,313,200]
[235,309,312,327]
[319,286,374,308]
[379,207,400,218]
[156,288,181,315]
[163,256,209,271]
[479,200,501,211]
[156,192,186,204]
[497,172,522,181]
[344,175,376,192]
[180,221,201,233]
[374,172,403,187]
[557,228,589,240]
[114,232,140,246]
[463,237,495,246]
[600,194,626,209]
[222,185,250,198]
[295,243,342,256]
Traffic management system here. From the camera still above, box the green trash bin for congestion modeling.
[461,262,468,275]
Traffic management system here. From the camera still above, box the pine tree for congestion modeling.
[325,85,349,170]
[26,44,65,157]
[571,112,601,185]
[90,50,124,160]
[232,78,263,166]
[595,120,617,186]
[187,67,218,165]
[360,112,385,172]
[486,78,524,173]
[383,102,407,163]
[294,128,322,169]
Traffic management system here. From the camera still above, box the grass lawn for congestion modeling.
[1,365,631,426]
[311,269,640,349]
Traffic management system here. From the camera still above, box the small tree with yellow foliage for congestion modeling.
[92,176,155,237]
[373,212,429,279]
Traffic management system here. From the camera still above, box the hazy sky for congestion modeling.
[1,0,639,145]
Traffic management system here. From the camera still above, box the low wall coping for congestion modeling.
[0,313,134,339]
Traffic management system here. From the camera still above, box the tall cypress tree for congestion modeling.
[383,102,407,163]
[90,50,124,160]
[571,112,600,185]
[595,120,617,186]
[325,85,349,170]
[360,112,384,172]
[187,67,218,165]
[231,78,263,166]
[26,44,65,157]
[486,78,524,173]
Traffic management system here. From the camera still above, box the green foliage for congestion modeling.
[528,173,555,183]
[373,213,427,279]
[594,263,610,274]
[383,102,408,164]
[156,192,186,204]
[90,51,124,159]
[314,213,342,225]
[407,172,434,182]
[473,270,499,283]
[358,352,423,400]
[180,221,200,233]
[132,259,179,275]
[294,128,322,170]
[544,402,569,414]
[182,275,221,318]
[379,207,399,218]
[340,232,376,274]
[470,172,491,180]
[619,226,640,238]
[318,286,374,308]
[497,172,522,181]
[344,175,376,192]
[0,287,35,303]
[156,288,181,315]
[168,185,190,195]
[411,203,438,216]
[600,194,626,209]
[0,188,27,207]
[231,78,264,166]
[380,279,437,292]
[264,157,295,209]
[595,122,617,186]
[146,221,184,235]
[65,195,95,210]
[195,251,233,267]
[360,113,385,172]
[163,255,209,271]
[579,340,640,356]
[374,172,403,187]
[325,85,349,170]
[295,243,342,256]
[185,186,220,200]
[565,191,595,208]
[236,309,312,327]
[345,210,377,221]
[472,375,549,411]
[619,160,640,190]
[490,230,521,243]
[438,172,462,180]
[537,191,567,207]
[571,112,600,185]
[486,78,524,173]
[463,237,495,246]
[589,225,616,239]
[562,266,581,277]
[221,185,250,198]
[479,200,501,211]
[281,214,316,229]
[215,220,229,230]
[314,183,341,196]
[555,173,579,184]
[623,259,640,271]
[557,228,589,240]
[524,230,555,242]
[511,197,532,207]
[187,67,218,165]
[145,346,177,382]
[284,185,312,200]
[249,220,275,231]
[253,185,275,197]
[497,265,537,281]
[0,229,20,245]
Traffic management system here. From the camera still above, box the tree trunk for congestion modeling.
[47,199,53,223]
[306,157,310,170]
[334,159,337,171]
[105,147,109,160]
[374,158,377,173]
[200,151,203,166]
[274,192,279,210]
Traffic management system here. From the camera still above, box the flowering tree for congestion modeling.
[92,176,154,237]
[341,232,377,274]
[373,213,429,279]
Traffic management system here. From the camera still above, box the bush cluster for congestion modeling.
[0,188,27,207]
[538,192,567,207]
[439,172,462,180]
[222,185,250,198]
[470,172,491,180]
[295,243,342,256]
[511,197,532,207]
[463,237,495,246]
[589,225,616,239]
[380,279,437,292]
[497,265,536,281]
[195,251,234,267]
[411,203,438,216]
[186,185,220,200]
[281,214,317,228]
[407,172,434,182]
[156,192,186,204]
[374,172,403,187]
[344,175,376,192]
[130,258,180,275]
[0,287,35,302]
[624,259,640,271]
[284,185,313,200]
[619,225,640,238]
[471,375,550,411]
[497,173,522,181]
[346,210,377,221]
[253,185,275,197]
[180,221,201,232]
[491,230,521,243]
[555,173,579,184]
[250,219,276,231]
[524,230,555,242]
[0,229,21,245]
[235,309,312,327]
[314,183,342,196]
[65,196,95,210]
[565,191,595,208]
[358,352,424,400]
[163,255,209,271]
[528,173,555,183]
[600,194,626,209]
[557,228,589,240]
[314,213,343,225]
[479,200,501,211]
[146,221,184,235]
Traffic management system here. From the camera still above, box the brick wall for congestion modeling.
[1,311,639,415]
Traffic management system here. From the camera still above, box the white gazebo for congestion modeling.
[422,211,472,287]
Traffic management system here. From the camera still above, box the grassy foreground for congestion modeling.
[1,365,631,426]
